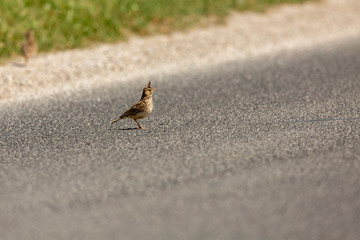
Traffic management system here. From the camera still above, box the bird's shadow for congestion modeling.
[10,62,26,68]
[113,127,138,131]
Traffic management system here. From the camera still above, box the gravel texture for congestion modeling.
[1,0,360,103]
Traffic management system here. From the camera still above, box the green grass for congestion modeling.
[0,0,317,60]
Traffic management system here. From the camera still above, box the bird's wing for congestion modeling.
[20,44,27,55]
[120,100,146,118]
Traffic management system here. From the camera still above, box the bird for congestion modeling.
[111,81,158,129]
[21,30,38,63]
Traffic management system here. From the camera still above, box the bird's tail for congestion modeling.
[111,117,122,124]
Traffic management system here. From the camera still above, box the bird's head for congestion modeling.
[25,30,35,41]
[141,81,158,98]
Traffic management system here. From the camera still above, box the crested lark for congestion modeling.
[21,30,38,63]
[111,81,158,129]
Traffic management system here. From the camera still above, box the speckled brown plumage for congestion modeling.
[21,30,38,63]
[111,81,158,129]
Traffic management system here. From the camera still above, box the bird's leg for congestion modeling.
[134,119,146,130]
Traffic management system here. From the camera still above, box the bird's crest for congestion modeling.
[147,81,151,88]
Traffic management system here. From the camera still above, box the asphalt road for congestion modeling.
[1,37,360,240]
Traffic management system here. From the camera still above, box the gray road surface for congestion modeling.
[1,37,360,240]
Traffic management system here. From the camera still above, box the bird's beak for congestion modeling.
[153,88,158,91]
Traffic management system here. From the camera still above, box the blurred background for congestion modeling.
[0,0,316,60]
